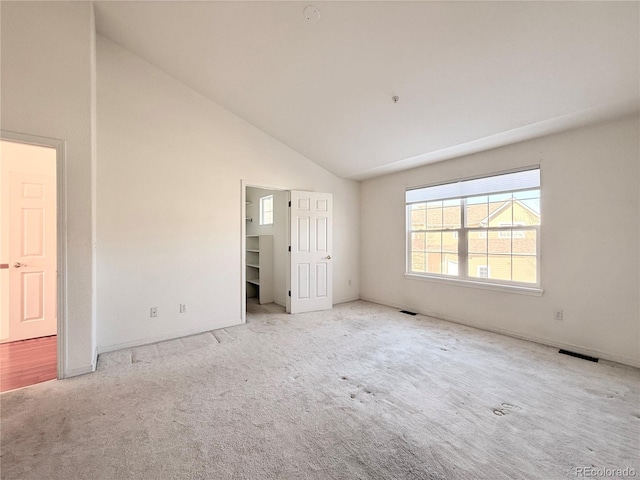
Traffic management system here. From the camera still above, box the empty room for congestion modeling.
[1,1,638,479]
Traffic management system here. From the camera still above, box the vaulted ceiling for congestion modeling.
[95,1,639,180]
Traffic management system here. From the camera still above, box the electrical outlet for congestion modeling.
[554,309,563,321]
[180,303,187,313]
[150,307,158,318]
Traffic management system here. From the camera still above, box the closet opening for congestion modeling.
[241,181,290,321]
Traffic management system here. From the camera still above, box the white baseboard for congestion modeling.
[360,296,640,369]
[334,296,360,305]
[64,364,95,378]
[97,318,242,355]
[92,347,98,373]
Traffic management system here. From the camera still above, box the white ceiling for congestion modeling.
[95,1,639,180]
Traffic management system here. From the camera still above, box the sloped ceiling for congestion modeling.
[95,1,639,180]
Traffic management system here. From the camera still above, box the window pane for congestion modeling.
[489,232,512,255]
[443,199,460,207]
[513,255,537,283]
[442,204,461,229]
[411,206,426,230]
[260,195,274,225]
[442,254,459,276]
[489,192,512,202]
[513,201,540,226]
[411,252,426,273]
[512,230,536,255]
[426,232,441,252]
[468,232,487,254]
[426,253,442,274]
[487,199,510,226]
[411,232,426,252]
[442,231,458,253]
[466,196,488,227]
[468,254,488,278]
[514,189,540,225]
[426,202,443,230]
[513,189,539,200]
[488,254,511,281]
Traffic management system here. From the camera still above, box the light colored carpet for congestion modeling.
[1,300,638,479]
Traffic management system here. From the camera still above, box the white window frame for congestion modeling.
[498,222,526,239]
[259,195,274,225]
[404,168,542,295]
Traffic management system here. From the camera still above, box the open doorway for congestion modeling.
[241,181,334,320]
[242,183,289,319]
[0,138,58,392]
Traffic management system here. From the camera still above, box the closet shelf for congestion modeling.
[245,234,273,304]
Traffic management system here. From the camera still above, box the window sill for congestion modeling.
[403,273,544,296]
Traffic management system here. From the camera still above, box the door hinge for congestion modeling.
[288,290,291,297]
[288,201,291,207]
[288,246,291,252]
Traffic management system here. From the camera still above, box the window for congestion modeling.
[407,168,540,288]
[498,222,525,238]
[477,265,490,278]
[259,195,274,225]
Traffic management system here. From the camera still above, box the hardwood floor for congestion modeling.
[1,336,57,393]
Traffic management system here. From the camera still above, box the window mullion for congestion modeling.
[459,198,468,280]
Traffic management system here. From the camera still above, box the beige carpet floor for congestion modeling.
[1,300,638,479]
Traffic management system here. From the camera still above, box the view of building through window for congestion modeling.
[259,195,274,225]
[408,182,540,286]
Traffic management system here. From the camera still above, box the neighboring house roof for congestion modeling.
[466,202,504,228]
[417,199,540,229]
[476,199,540,227]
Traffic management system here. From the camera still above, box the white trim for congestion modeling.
[64,365,95,378]
[1,130,68,379]
[360,296,639,368]
[404,273,543,296]
[96,318,242,354]
[333,296,361,305]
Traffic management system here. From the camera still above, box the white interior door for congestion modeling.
[5,172,57,342]
[288,191,332,314]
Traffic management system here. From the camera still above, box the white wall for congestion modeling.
[1,2,97,376]
[246,187,288,306]
[361,114,640,367]
[96,36,360,351]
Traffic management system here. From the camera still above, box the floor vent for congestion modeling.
[559,349,599,363]
[399,310,417,316]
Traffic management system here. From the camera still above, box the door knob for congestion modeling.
[326,255,332,260]
[13,262,27,268]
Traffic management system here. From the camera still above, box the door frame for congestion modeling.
[1,130,67,379]
[240,179,291,323]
